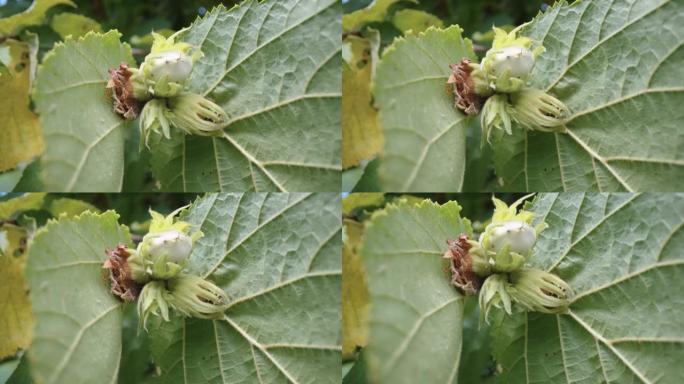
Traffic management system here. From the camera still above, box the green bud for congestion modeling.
[510,88,570,132]
[490,244,526,273]
[133,206,202,281]
[130,30,202,99]
[167,92,228,136]
[478,274,512,325]
[137,280,171,330]
[508,268,573,314]
[167,275,229,319]
[139,99,171,150]
[470,195,546,274]
[479,25,544,93]
[480,94,512,145]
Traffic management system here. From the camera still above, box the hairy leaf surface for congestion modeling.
[493,0,684,191]
[491,193,684,383]
[373,26,475,191]
[26,211,131,384]
[149,0,341,192]
[33,31,134,191]
[361,200,468,383]
[149,193,342,383]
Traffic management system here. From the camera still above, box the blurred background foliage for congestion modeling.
[0,0,234,39]
[342,0,551,193]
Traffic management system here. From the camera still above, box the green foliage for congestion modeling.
[32,30,134,191]
[149,0,341,192]
[360,199,469,383]
[147,193,342,383]
[26,211,131,384]
[491,193,684,383]
[373,26,474,191]
[493,0,684,191]
[0,0,74,37]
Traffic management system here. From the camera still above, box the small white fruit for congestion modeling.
[488,45,534,78]
[146,230,193,263]
[488,220,536,254]
[146,50,193,83]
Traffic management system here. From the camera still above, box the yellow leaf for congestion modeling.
[342,192,385,216]
[342,219,369,359]
[342,34,383,169]
[0,0,76,37]
[47,197,100,217]
[0,39,45,172]
[0,193,46,219]
[392,9,443,34]
[50,12,102,39]
[342,0,417,32]
[0,223,33,359]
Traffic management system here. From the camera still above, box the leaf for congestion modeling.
[360,200,468,383]
[149,193,342,383]
[342,32,383,169]
[391,9,443,34]
[0,0,75,37]
[47,197,99,217]
[491,193,684,383]
[342,219,369,359]
[26,210,131,384]
[33,30,134,192]
[0,38,44,172]
[0,193,45,219]
[50,12,102,39]
[342,192,385,216]
[492,0,684,191]
[342,0,416,32]
[149,0,342,192]
[0,224,32,359]
[373,26,475,191]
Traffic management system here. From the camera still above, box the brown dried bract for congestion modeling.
[444,235,482,295]
[103,244,141,302]
[447,59,482,115]
[106,63,140,120]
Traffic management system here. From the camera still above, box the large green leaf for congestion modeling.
[149,0,341,192]
[149,193,342,383]
[373,26,475,192]
[491,193,684,383]
[26,211,131,384]
[493,0,684,191]
[361,200,468,383]
[32,31,134,192]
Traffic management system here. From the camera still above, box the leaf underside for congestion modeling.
[32,30,134,192]
[360,200,468,383]
[149,0,342,192]
[493,0,684,192]
[26,211,131,384]
[373,26,475,192]
[491,193,684,384]
[149,193,342,383]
